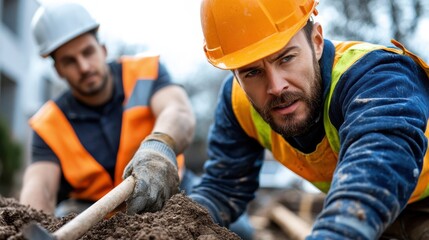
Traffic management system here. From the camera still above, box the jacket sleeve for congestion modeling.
[189,75,265,227]
[308,50,429,239]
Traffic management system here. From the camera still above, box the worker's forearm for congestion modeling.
[152,104,195,154]
[20,181,56,214]
[19,162,60,214]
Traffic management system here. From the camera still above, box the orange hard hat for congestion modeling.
[201,0,319,70]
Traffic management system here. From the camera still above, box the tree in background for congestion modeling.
[0,119,22,197]
[322,0,429,57]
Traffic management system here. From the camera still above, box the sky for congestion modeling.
[36,0,208,82]
[64,0,208,81]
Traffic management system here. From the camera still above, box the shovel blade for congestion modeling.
[22,222,56,240]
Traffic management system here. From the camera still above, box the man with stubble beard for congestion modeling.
[20,1,195,217]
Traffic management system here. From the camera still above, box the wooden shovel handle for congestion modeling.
[268,203,312,240]
[53,176,136,240]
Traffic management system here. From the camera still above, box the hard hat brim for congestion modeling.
[205,19,308,70]
[39,24,100,58]
[203,0,319,70]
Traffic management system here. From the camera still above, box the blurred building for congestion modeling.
[0,0,65,195]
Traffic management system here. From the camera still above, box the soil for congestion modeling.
[0,193,240,240]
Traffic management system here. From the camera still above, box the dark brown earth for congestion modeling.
[0,193,240,240]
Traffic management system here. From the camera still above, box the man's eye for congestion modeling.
[245,69,261,78]
[281,55,295,63]
[62,59,75,66]
[83,48,95,57]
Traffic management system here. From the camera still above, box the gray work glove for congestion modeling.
[123,132,179,214]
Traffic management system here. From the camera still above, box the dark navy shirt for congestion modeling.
[31,60,173,202]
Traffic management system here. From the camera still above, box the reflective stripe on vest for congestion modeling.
[29,55,185,201]
[232,40,429,202]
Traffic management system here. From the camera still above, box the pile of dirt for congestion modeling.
[0,193,240,240]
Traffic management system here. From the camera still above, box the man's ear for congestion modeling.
[102,44,108,57]
[312,22,324,61]
[53,61,64,78]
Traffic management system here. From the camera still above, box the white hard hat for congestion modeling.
[31,1,100,57]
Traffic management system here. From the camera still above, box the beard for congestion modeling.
[252,59,323,138]
[72,69,109,97]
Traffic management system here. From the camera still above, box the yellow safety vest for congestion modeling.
[29,55,184,201]
[232,40,429,203]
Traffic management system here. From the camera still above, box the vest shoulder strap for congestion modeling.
[120,54,160,99]
[325,41,388,153]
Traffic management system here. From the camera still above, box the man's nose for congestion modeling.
[76,57,90,73]
[266,69,289,96]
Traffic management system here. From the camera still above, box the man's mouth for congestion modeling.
[81,73,97,84]
[271,100,299,114]
[273,100,296,109]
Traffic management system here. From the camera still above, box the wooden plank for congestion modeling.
[268,203,312,240]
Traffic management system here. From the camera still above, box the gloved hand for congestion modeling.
[123,132,179,214]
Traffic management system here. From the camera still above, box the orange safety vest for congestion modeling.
[29,55,185,201]
[232,40,429,203]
